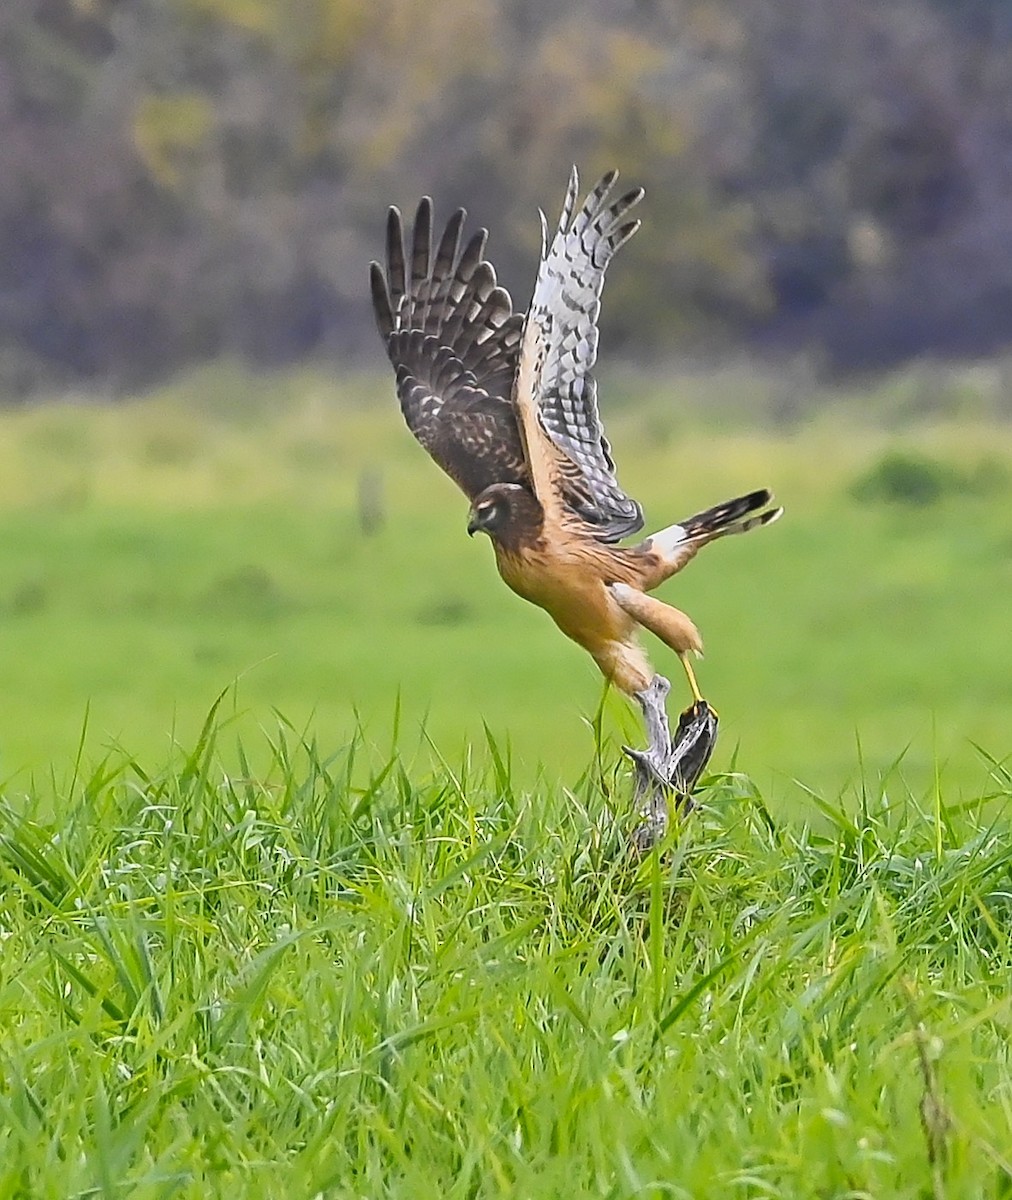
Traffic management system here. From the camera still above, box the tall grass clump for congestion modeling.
[0,701,1009,1198]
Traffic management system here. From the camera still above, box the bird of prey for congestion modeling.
[370,168,781,828]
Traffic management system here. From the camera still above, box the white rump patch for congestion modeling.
[647,523,688,557]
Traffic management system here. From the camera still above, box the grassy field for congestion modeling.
[0,362,1010,805]
[0,363,1010,1195]
[0,718,1009,1196]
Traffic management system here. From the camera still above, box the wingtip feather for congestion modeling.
[385,206,405,297]
[411,198,433,276]
[370,260,394,338]
[559,167,580,235]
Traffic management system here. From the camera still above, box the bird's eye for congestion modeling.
[477,501,495,518]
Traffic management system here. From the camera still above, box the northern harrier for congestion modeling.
[371,169,781,827]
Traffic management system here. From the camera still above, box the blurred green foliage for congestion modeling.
[850,450,1010,505]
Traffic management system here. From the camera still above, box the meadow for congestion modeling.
[1,721,1009,1197]
[0,362,1010,803]
[0,362,1010,1196]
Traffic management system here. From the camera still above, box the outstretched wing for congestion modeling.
[516,169,645,542]
[370,200,527,501]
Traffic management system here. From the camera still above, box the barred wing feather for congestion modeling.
[370,200,528,501]
[523,168,645,541]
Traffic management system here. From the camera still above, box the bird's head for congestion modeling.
[466,483,541,546]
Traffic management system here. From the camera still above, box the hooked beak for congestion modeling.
[467,513,479,537]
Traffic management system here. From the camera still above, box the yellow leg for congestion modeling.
[678,652,703,704]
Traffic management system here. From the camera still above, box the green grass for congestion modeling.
[0,362,1011,804]
[0,710,1009,1197]
[1,364,1010,1194]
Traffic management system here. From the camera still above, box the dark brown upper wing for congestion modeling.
[370,199,527,502]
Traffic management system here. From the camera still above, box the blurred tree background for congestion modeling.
[4,0,1012,398]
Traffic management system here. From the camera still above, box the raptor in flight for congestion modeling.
[370,169,780,823]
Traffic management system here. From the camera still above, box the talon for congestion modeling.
[676,698,718,731]
[678,652,703,704]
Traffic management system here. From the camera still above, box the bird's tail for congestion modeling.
[677,488,782,541]
[640,488,782,586]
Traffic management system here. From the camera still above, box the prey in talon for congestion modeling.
[625,687,720,852]
[370,167,781,842]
